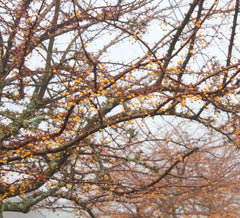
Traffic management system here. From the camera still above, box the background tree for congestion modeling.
[1,0,240,217]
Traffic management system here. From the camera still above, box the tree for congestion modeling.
[1,0,240,217]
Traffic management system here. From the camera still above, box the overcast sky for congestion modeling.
[3,210,75,218]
